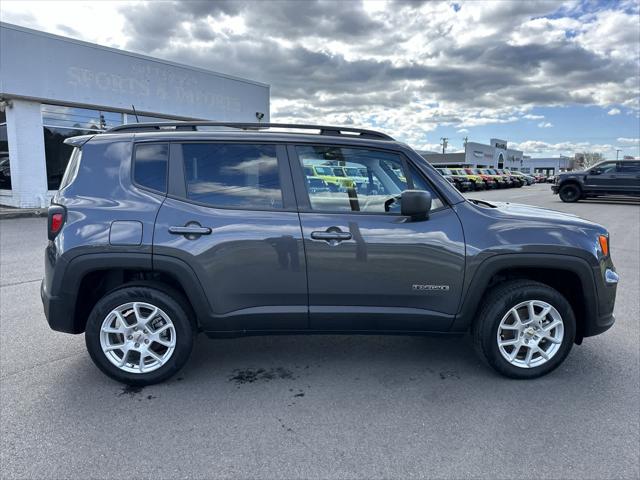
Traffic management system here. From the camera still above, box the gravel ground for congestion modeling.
[1,183,638,479]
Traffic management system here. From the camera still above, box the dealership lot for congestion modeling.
[1,184,638,479]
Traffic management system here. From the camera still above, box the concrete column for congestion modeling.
[4,99,48,208]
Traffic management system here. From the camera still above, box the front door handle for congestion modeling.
[310,228,352,243]
[169,223,212,236]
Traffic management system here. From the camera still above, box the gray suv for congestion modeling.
[41,122,618,385]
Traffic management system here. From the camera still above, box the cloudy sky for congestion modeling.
[2,0,639,157]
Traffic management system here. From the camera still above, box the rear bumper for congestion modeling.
[41,280,78,334]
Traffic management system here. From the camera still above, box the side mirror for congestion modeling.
[590,168,601,175]
[401,190,432,221]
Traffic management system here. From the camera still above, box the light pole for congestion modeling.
[615,149,621,160]
[440,137,448,154]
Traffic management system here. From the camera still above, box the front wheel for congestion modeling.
[559,184,581,202]
[472,280,576,379]
[85,285,194,385]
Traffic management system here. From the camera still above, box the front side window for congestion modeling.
[134,144,168,192]
[297,145,442,213]
[597,162,617,173]
[182,143,282,210]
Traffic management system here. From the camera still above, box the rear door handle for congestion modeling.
[169,224,212,236]
[310,230,352,242]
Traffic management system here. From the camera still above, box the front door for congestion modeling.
[290,144,466,332]
[153,142,308,332]
[584,161,618,191]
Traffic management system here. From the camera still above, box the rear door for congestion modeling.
[290,144,466,332]
[153,141,308,333]
[615,161,640,193]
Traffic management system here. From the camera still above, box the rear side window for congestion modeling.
[134,144,168,193]
[617,161,640,173]
[181,143,282,210]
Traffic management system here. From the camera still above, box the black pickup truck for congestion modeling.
[553,160,640,202]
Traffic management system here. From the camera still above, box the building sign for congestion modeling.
[491,138,508,150]
[0,23,269,121]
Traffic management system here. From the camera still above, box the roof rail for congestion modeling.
[105,122,394,141]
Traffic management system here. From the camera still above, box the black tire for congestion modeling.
[559,183,581,202]
[472,280,576,379]
[85,285,194,385]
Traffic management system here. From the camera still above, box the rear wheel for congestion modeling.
[472,280,576,379]
[85,286,194,385]
[559,184,581,202]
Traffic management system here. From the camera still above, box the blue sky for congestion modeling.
[1,0,638,158]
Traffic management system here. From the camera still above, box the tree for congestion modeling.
[574,152,605,169]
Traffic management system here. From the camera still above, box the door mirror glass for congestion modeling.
[401,190,432,220]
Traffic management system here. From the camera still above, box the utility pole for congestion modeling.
[440,137,449,154]
[463,136,468,149]
[616,149,621,160]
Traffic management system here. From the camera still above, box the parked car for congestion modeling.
[306,176,331,194]
[509,171,535,186]
[474,168,504,188]
[552,160,640,202]
[342,166,384,194]
[42,122,618,385]
[304,165,355,191]
[436,168,474,192]
[450,168,486,190]
[496,169,523,187]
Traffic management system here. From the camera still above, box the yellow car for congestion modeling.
[450,168,486,190]
[304,165,355,191]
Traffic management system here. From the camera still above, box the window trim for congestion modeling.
[131,142,170,196]
[287,143,448,216]
[165,141,296,213]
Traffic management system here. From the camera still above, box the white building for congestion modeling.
[0,23,270,208]
[423,138,523,170]
[422,138,571,175]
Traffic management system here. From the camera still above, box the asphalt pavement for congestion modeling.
[1,184,638,479]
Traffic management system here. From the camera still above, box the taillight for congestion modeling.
[48,205,66,240]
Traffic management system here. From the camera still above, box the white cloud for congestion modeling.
[616,137,639,145]
[511,140,614,156]
[607,108,621,115]
[1,0,638,150]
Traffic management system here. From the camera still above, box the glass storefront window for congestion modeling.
[43,126,95,190]
[0,110,10,190]
[41,103,186,190]
[42,104,123,131]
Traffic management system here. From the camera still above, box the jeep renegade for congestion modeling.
[41,122,619,385]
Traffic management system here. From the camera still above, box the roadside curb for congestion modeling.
[0,208,48,219]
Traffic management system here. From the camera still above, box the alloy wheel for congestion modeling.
[496,300,564,368]
[99,302,176,374]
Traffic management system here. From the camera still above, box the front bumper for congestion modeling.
[551,185,560,194]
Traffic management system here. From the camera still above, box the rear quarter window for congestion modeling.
[133,143,169,193]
